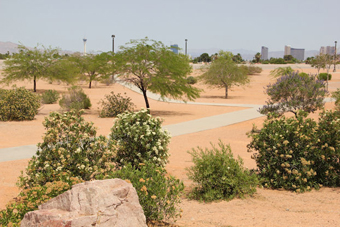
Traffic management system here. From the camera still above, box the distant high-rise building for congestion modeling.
[261,46,268,60]
[320,46,335,55]
[284,45,291,56]
[284,45,304,61]
[291,48,305,61]
[170,44,179,54]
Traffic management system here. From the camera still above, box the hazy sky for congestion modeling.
[0,0,339,55]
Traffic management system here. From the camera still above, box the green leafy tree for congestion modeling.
[115,37,201,108]
[232,53,244,63]
[199,51,249,98]
[1,44,75,92]
[69,52,115,88]
[199,53,211,62]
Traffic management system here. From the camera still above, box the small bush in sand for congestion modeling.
[187,140,258,202]
[41,89,59,104]
[0,86,40,121]
[59,86,91,111]
[98,92,135,118]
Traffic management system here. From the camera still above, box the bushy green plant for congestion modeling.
[269,66,294,78]
[246,65,262,75]
[247,112,319,192]
[18,110,117,188]
[318,73,332,81]
[332,88,340,111]
[100,162,184,223]
[41,89,59,104]
[59,86,91,111]
[259,73,327,117]
[0,86,40,121]
[312,110,340,186]
[186,141,258,202]
[298,72,309,78]
[110,109,171,168]
[186,76,197,84]
[98,92,135,118]
[0,177,83,226]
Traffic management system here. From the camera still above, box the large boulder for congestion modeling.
[21,179,147,227]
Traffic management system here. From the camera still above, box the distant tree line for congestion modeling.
[192,52,245,64]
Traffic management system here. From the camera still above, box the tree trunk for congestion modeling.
[225,85,228,99]
[142,89,150,109]
[89,80,92,89]
[33,78,36,92]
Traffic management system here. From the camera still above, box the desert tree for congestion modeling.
[259,72,328,117]
[68,52,115,88]
[254,52,261,63]
[1,44,75,92]
[199,51,249,99]
[115,37,201,109]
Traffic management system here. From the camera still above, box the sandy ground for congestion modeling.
[1,64,340,226]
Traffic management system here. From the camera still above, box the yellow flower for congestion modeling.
[167,200,170,205]
[151,195,157,199]
[139,178,145,183]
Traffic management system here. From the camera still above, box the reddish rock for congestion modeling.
[21,179,147,227]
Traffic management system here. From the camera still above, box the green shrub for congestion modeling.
[99,92,135,118]
[0,177,83,226]
[318,73,332,81]
[100,162,184,223]
[110,109,171,168]
[269,66,294,78]
[259,73,327,117]
[59,86,91,111]
[186,141,258,202]
[18,110,117,188]
[312,110,340,186]
[247,112,319,192]
[298,72,309,78]
[332,88,340,111]
[247,65,262,75]
[41,89,59,104]
[0,86,40,121]
[186,76,198,84]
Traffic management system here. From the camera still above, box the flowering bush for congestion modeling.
[59,86,91,111]
[41,89,59,104]
[187,141,258,202]
[101,162,184,223]
[259,73,327,117]
[0,86,40,121]
[98,92,135,118]
[18,110,117,188]
[0,176,83,226]
[110,109,171,168]
[248,110,340,192]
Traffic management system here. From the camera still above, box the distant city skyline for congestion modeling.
[0,0,339,55]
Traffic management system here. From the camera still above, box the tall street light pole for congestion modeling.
[112,35,115,53]
[185,39,188,56]
[334,41,337,72]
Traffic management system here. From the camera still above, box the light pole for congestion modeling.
[334,41,337,72]
[112,35,115,53]
[83,38,87,56]
[185,39,188,56]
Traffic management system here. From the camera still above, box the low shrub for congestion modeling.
[332,88,340,111]
[269,66,294,78]
[110,109,171,168]
[248,110,340,192]
[18,110,117,188]
[59,86,91,111]
[0,86,40,121]
[100,162,184,223]
[247,66,262,75]
[247,112,318,192]
[186,141,258,202]
[186,76,198,84]
[41,89,59,104]
[298,72,309,78]
[318,73,332,81]
[0,177,83,226]
[98,92,135,118]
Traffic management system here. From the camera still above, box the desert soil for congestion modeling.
[1,64,340,227]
